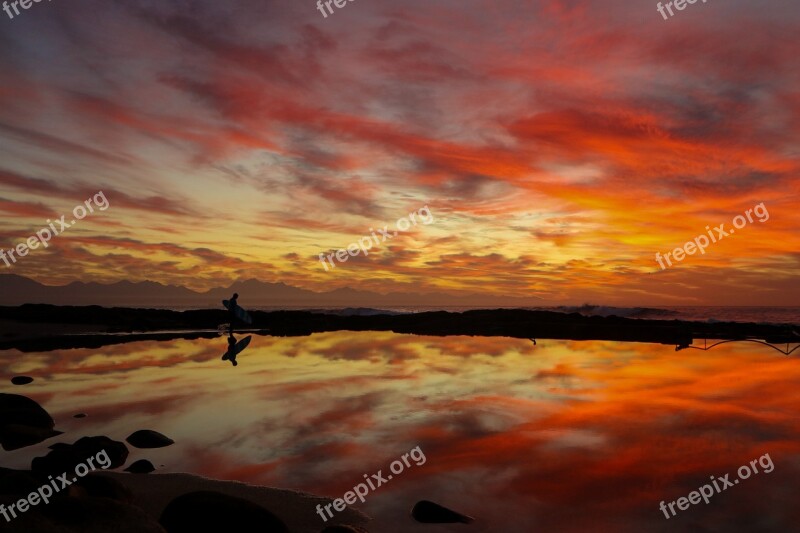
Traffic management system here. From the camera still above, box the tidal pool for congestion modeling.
[2,332,798,532]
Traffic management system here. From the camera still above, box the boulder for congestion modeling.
[125,459,156,474]
[411,500,474,524]
[126,430,174,449]
[70,473,134,503]
[0,393,55,430]
[0,424,62,451]
[0,394,59,450]
[32,436,128,475]
[0,469,41,496]
[0,495,166,533]
[159,490,288,532]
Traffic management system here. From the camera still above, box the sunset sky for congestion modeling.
[0,0,798,305]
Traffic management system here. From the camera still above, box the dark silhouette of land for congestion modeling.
[0,305,796,352]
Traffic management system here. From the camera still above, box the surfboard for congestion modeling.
[222,299,253,324]
[222,335,252,360]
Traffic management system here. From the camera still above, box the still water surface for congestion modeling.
[2,332,798,532]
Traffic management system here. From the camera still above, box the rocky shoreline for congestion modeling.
[0,305,797,352]
[0,392,369,532]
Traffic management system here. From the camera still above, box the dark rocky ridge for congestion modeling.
[0,305,797,352]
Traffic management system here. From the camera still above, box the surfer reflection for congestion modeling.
[222,333,239,366]
[222,331,253,366]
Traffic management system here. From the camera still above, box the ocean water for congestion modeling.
[2,332,799,532]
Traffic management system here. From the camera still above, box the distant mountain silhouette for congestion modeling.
[0,274,541,308]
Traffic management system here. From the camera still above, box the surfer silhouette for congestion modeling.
[228,293,239,333]
[220,294,253,366]
[223,293,252,332]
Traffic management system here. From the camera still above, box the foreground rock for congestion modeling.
[71,473,134,502]
[0,495,167,532]
[0,394,54,429]
[0,469,149,531]
[0,424,63,452]
[126,459,156,474]
[0,393,61,450]
[160,490,289,532]
[0,468,41,495]
[114,472,369,533]
[411,500,474,524]
[127,429,174,449]
[32,435,128,474]
[0,469,370,533]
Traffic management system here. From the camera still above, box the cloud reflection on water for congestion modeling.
[2,332,798,532]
